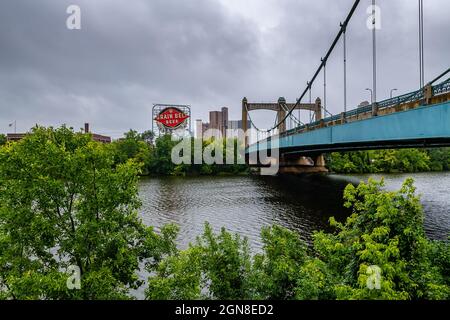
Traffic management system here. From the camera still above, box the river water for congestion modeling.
[139,172,450,252]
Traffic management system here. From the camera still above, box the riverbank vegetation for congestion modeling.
[111,129,249,176]
[326,148,450,174]
[0,127,448,300]
[0,134,6,146]
[147,178,449,300]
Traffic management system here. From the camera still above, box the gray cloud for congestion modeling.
[0,0,449,137]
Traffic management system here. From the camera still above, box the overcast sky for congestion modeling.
[0,0,449,138]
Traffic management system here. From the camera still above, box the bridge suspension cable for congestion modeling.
[372,0,377,113]
[321,61,334,119]
[428,68,449,85]
[246,0,361,133]
[308,82,313,122]
[323,59,327,117]
[342,23,347,117]
[280,103,304,126]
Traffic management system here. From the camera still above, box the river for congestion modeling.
[139,172,450,252]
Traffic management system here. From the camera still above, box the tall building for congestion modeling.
[209,111,222,131]
[198,107,246,139]
[195,119,203,139]
[196,119,211,139]
[227,120,252,139]
[221,107,228,134]
[202,122,210,137]
[227,120,242,139]
[209,107,228,137]
[227,120,242,130]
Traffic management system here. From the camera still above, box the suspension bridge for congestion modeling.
[243,0,450,174]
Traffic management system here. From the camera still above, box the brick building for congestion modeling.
[6,123,111,144]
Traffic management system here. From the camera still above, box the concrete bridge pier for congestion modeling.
[278,153,328,174]
[314,154,326,168]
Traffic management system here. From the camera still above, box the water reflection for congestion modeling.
[139,172,449,252]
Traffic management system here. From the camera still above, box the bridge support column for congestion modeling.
[372,102,378,117]
[340,112,347,124]
[277,153,328,175]
[277,97,286,134]
[315,154,326,168]
[424,84,433,105]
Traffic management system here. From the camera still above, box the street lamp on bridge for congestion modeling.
[365,88,373,105]
[390,88,398,99]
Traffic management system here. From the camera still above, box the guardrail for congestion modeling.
[433,78,450,95]
[278,77,450,139]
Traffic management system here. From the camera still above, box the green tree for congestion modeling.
[140,130,155,145]
[327,151,376,174]
[313,178,449,299]
[147,135,178,175]
[111,130,153,175]
[389,149,429,173]
[110,132,248,176]
[328,149,433,174]
[197,223,253,299]
[251,226,308,299]
[146,222,253,300]
[146,246,203,300]
[0,134,6,146]
[0,126,175,299]
[427,148,450,171]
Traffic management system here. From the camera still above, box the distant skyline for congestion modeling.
[1,0,449,138]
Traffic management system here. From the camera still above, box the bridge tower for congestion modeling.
[277,97,287,134]
[242,97,328,174]
[242,97,322,144]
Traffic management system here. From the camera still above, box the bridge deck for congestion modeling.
[247,99,450,155]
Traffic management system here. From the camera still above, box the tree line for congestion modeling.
[0,126,448,300]
[4,131,450,175]
[326,148,450,174]
[110,129,248,176]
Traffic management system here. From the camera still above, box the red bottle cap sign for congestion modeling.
[155,107,189,129]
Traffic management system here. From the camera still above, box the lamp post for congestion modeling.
[371,0,377,115]
[390,88,398,99]
[366,88,373,105]
[419,0,425,88]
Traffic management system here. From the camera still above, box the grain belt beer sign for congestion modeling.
[155,107,190,130]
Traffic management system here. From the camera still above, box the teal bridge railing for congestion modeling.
[247,77,450,155]
[285,77,450,136]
